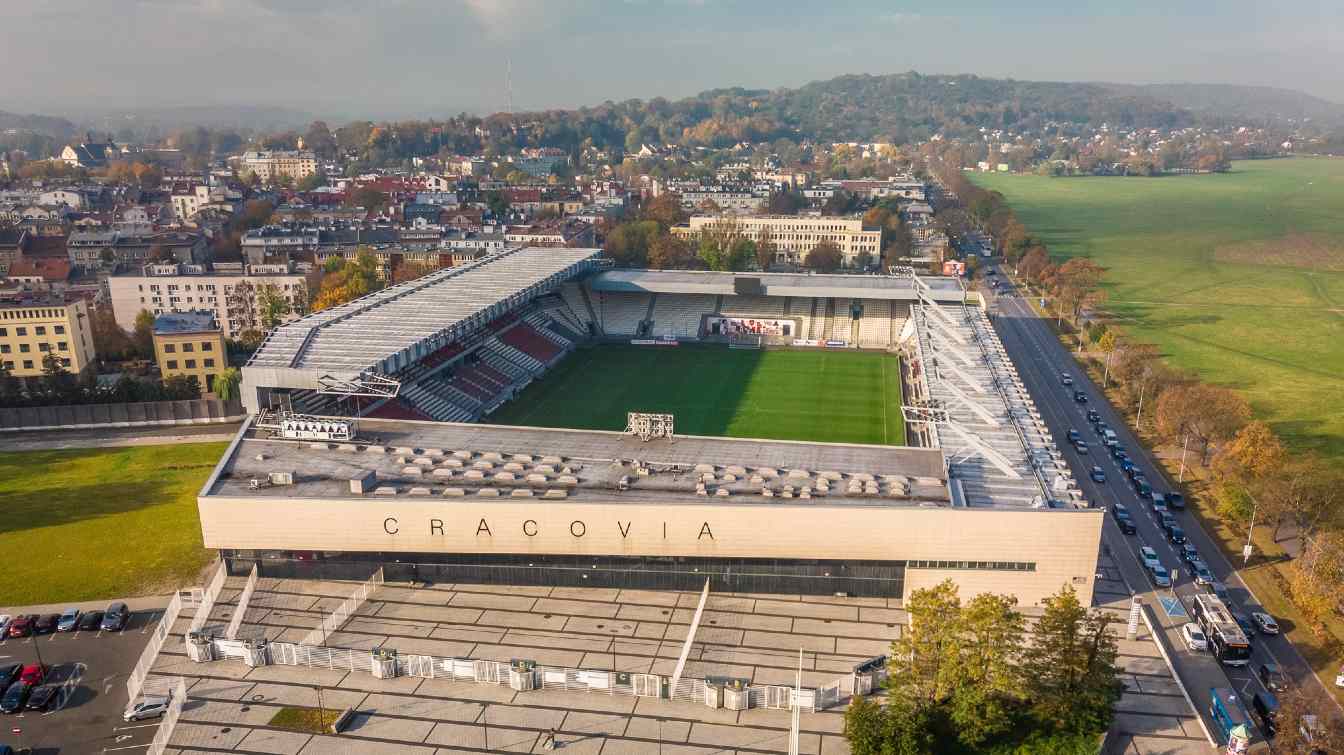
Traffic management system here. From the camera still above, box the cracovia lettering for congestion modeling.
[383,517,398,535]
[570,520,586,538]
[522,519,538,537]
[617,521,632,538]
[698,522,714,540]
[429,519,444,535]
[476,518,492,536]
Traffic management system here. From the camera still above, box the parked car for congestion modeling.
[1111,505,1136,535]
[0,616,10,637]
[18,665,46,686]
[101,602,130,631]
[1259,662,1289,692]
[0,682,31,714]
[1167,492,1186,510]
[1060,372,1074,386]
[1111,445,1128,461]
[24,684,57,712]
[33,614,59,634]
[1232,612,1256,640]
[1075,440,1089,454]
[1140,546,1161,569]
[77,611,104,631]
[1252,691,1280,737]
[1181,622,1208,652]
[1134,478,1153,499]
[1253,612,1280,635]
[1086,409,1101,423]
[56,607,81,632]
[5,616,35,639]
[1151,492,1167,509]
[0,666,20,691]
[1074,391,1088,403]
[1180,543,1200,564]
[1168,525,1187,545]
[1089,466,1106,483]
[1159,512,1177,531]
[1192,560,1214,586]
[124,694,172,722]
[1148,564,1171,587]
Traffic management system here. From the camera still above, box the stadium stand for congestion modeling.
[501,322,565,365]
[889,302,911,345]
[857,298,892,348]
[650,294,717,338]
[832,298,854,342]
[596,291,650,336]
[786,297,814,340]
[720,295,786,318]
[531,298,586,340]
[363,398,433,422]
[560,283,596,331]
[400,379,475,422]
[808,298,828,340]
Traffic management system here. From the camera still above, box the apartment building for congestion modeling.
[673,215,883,267]
[153,311,227,393]
[240,150,318,182]
[680,189,766,214]
[0,294,95,379]
[107,263,308,339]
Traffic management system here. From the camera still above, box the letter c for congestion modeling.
[383,517,399,535]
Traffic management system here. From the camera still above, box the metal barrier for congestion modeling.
[225,564,259,640]
[189,562,229,634]
[146,677,188,755]
[127,589,199,704]
[299,567,384,647]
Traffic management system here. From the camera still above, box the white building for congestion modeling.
[107,263,310,339]
[674,215,883,267]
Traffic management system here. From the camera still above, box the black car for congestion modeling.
[0,681,31,714]
[101,602,130,631]
[1111,445,1128,461]
[1168,525,1187,545]
[1259,662,1288,692]
[1166,492,1186,510]
[1252,691,1280,738]
[1232,612,1256,640]
[25,684,57,711]
[33,614,59,634]
[1066,429,1082,445]
[1086,409,1101,423]
[1111,506,1137,535]
[0,665,19,691]
[78,611,104,631]
[1074,391,1088,403]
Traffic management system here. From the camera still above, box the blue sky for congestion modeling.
[3,0,1340,119]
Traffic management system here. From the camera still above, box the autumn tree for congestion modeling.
[803,240,844,272]
[1154,383,1251,463]
[647,233,693,270]
[1051,258,1106,325]
[312,251,383,311]
[132,309,156,357]
[640,193,688,229]
[603,220,659,267]
[256,284,292,329]
[887,580,963,707]
[765,190,804,215]
[346,185,388,213]
[1288,530,1344,636]
[754,228,777,271]
[90,305,135,361]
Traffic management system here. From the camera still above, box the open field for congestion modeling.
[975,158,1344,458]
[0,442,227,606]
[492,344,906,446]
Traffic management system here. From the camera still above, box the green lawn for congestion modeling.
[974,158,1344,458]
[491,345,906,446]
[0,442,227,606]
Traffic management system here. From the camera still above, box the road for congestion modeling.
[986,265,1331,743]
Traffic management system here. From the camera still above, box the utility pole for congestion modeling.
[1244,495,1259,566]
[1178,434,1190,483]
[314,685,326,729]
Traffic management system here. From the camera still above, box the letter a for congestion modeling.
[476,518,492,536]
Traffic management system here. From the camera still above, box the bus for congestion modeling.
[1192,594,1252,666]
[1209,687,1252,753]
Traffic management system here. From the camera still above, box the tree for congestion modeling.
[603,221,659,267]
[303,120,338,159]
[214,367,241,402]
[484,190,509,218]
[90,305,135,361]
[0,359,20,407]
[1155,383,1251,463]
[347,185,388,214]
[754,228,777,271]
[842,696,934,755]
[312,251,383,311]
[947,592,1024,747]
[1051,258,1105,325]
[822,189,855,215]
[640,193,688,228]
[766,190,804,215]
[888,580,962,707]
[132,309,156,357]
[237,329,265,351]
[1022,585,1121,735]
[1097,330,1120,384]
[256,284,292,329]
[647,233,693,270]
[40,353,77,404]
[804,240,843,272]
[882,217,914,266]
[1288,530,1344,636]
[162,374,201,400]
[297,172,327,192]
[1273,684,1344,753]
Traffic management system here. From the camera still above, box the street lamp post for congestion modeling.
[1178,434,1190,483]
[314,685,326,730]
[1244,495,1259,566]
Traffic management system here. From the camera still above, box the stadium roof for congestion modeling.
[246,246,600,379]
[589,269,969,301]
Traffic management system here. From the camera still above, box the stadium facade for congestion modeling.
[210,247,1101,606]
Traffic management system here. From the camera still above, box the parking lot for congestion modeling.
[0,608,162,753]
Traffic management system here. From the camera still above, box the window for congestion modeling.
[201,342,212,352]
[0,328,5,336]
[22,360,33,370]
[58,341,68,351]
[163,343,175,353]
[38,343,50,352]
[61,358,70,367]
[19,344,29,353]
[15,327,25,336]
[0,345,7,353]
[1,361,10,370]
[34,326,45,335]
[182,343,194,352]
[184,359,196,369]
[203,358,215,368]
[166,360,178,370]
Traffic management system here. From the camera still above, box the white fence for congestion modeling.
[146,677,188,755]
[189,562,229,634]
[127,588,200,703]
[299,567,384,647]
[225,564,259,640]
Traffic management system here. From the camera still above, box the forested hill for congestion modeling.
[1107,83,1344,125]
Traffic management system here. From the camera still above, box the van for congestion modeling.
[1102,429,1119,447]
[1252,691,1280,737]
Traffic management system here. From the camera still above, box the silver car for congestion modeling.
[124,694,172,721]
[56,607,81,632]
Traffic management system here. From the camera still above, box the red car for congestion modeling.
[18,664,46,686]
[5,615,36,638]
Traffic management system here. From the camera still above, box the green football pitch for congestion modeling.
[490,344,907,446]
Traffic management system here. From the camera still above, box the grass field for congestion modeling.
[491,345,906,446]
[0,442,226,606]
[974,158,1344,458]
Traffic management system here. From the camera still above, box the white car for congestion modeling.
[1181,622,1208,652]
[0,614,11,636]
[1140,546,1161,570]
[1252,612,1280,635]
[124,695,172,722]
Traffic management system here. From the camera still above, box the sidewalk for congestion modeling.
[0,423,240,452]
[1,594,173,616]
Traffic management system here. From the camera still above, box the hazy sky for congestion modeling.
[3,0,1340,120]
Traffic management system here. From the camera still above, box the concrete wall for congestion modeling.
[0,397,244,432]
[197,496,1102,607]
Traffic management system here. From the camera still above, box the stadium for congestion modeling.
[210,246,1102,606]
